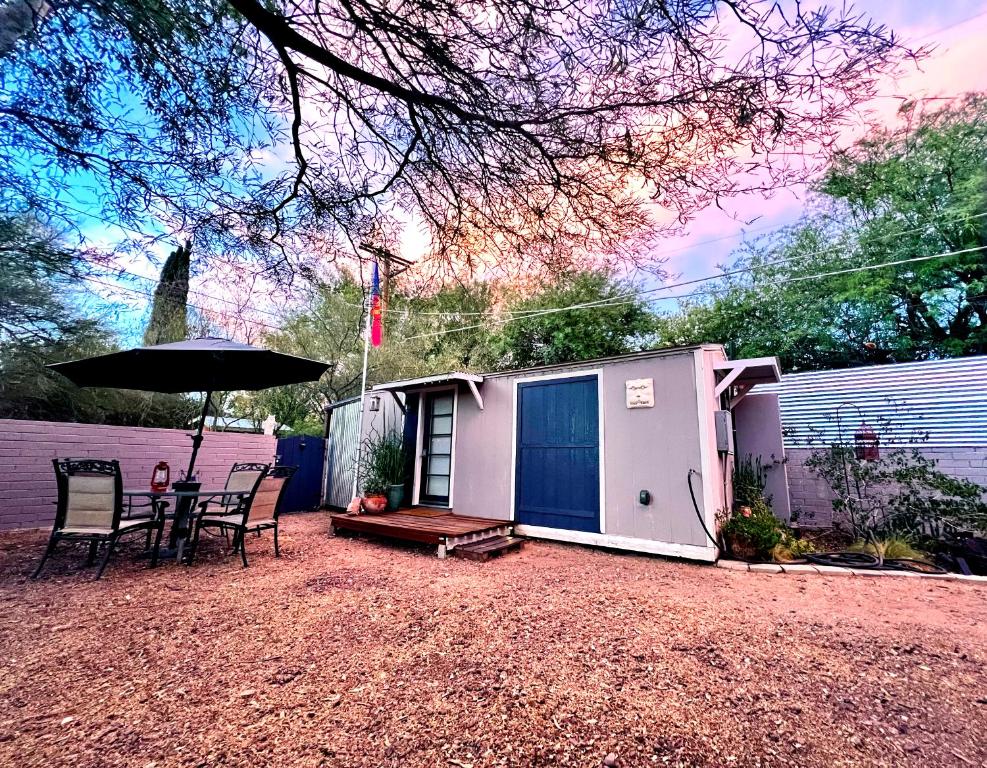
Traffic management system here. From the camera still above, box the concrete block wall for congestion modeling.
[786,446,987,528]
[0,419,277,530]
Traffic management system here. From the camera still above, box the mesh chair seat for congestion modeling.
[201,513,276,528]
[60,518,150,536]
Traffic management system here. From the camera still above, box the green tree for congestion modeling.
[143,240,191,346]
[0,216,194,425]
[243,273,496,423]
[818,94,987,358]
[658,95,987,370]
[489,271,657,369]
[0,216,96,345]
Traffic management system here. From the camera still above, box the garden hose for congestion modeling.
[797,552,947,574]
[805,552,880,568]
[688,469,720,551]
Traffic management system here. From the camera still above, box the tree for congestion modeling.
[657,95,987,370]
[0,215,194,425]
[144,240,192,346]
[0,216,97,345]
[1,0,913,279]
[489,271,657,369]
[818,94,987,358]
[243,273,496,424]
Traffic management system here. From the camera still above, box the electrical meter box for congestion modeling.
[714,410,734,454]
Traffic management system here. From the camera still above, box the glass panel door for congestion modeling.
[419,391,454,506]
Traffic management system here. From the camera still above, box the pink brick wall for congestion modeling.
[0,419,277,530]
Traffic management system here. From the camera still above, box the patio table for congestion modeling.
[124,489,246,563]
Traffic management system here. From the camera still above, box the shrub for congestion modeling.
[805,444,987,539]
[772,531,818,562]
[848,536,930,563]
[723,498,782,559]
[733,454,768,507]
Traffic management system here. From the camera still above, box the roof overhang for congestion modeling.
[373,372,485,410]
[713,357,782,408]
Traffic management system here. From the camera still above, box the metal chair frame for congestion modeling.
[32,459,167,580]
[189,465,297,567]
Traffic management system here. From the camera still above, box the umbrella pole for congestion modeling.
[187,390,212,480]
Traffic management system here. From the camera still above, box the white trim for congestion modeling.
[713,364,745,399]
[712,356,781,387]
[466,379,484,410]
[694,349,719,545]
[412,398,425,506]
[509,368,606,533]
[514,525,717,562]
[373,371,482,391]
[412,385,457,508]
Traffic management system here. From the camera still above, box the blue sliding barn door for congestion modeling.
[515,375,600,532]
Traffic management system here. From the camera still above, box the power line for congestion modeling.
[43,200,290,320]
[57,268,289,334]
[379,209,987,319]
[399,244,987,342]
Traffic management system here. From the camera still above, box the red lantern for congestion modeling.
[151,461,170,492]
[854,422,879,462]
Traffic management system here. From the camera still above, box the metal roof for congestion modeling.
[754,355,987,448]
[372,371,483,392]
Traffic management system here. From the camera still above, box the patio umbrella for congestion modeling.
[49,337,330,478]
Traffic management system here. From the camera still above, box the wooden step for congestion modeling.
[452,535,524,562]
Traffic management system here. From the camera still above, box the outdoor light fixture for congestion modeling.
[369,395,381,412]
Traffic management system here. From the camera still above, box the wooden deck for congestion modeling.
[329,508,514,556]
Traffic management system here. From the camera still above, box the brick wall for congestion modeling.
[786,446,987,528]
[0,419,277,530]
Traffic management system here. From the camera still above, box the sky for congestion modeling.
[647,1,987,302]
[67,1,987,342]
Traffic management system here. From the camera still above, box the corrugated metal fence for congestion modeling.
[756,356,987,448]
[323,393,406,508]
[324,398,361,508]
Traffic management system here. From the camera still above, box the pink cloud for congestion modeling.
[655,7,987,285]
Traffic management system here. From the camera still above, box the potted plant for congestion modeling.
[361,471,389,514]
[723,455,782,560]
[362,431,408,512]
[722,500,782,560]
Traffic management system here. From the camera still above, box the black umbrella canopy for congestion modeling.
[49,338,330,480]
[48,337,329,394]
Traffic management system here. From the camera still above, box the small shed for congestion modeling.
[326,345,782,561]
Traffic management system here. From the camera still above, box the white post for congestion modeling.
[351,292,374,500]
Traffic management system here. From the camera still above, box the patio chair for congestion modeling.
[32,459,167,580]
[189,465,297,567]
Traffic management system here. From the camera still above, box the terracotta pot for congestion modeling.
[362,494,388,514]
[726,533,759,561]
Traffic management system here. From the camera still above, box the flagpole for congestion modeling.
[351,285,374,500]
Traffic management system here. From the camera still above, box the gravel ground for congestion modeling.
[0,512,984,768]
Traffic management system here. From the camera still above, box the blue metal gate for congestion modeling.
[276,435,326,513]
[515,375,600,532]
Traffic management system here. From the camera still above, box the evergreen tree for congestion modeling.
[143,240,191,346]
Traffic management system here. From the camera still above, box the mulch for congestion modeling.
[0,512,984,768]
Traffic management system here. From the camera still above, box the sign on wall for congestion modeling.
[625,378,655,409]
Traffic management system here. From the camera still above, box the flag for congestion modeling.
[370,261,383,347]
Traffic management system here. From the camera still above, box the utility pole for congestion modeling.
[358,243,413,306]
[349,243,414,501]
